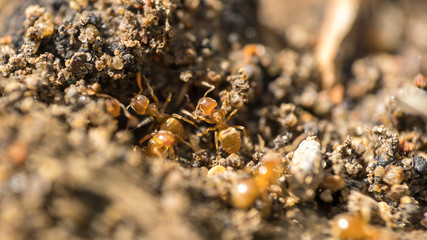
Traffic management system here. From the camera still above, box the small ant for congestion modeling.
[138,130,196,158]
[188,82,246,158]
[128,73,200,158]
[83,83,139,127]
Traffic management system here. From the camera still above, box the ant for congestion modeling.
[128,73,200,158]
[187,82,246,158]
[83,83,139,127]
[138,130,196,158]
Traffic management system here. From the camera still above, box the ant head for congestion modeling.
[197,97,217,116]
[130,94,150,115]
[153,130,176,146]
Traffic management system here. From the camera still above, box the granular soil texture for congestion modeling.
[0,0,426,239]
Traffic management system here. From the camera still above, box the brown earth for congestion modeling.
[0,0,426,239]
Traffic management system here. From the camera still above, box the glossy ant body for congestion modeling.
[138,130,196,158]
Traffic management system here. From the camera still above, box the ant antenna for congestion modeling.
[136,72,144,95]
[142,74,160,107]
[201,81,216,97]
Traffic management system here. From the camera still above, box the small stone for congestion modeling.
[207,165,226,177]
[374,166,385,177]
[112,56,124,70]
[78,24,99,44]
[321,175,345,191]
[6,141,28,166]
[289,136,323,200]
[382,165,404,186]
[413,155,427,174]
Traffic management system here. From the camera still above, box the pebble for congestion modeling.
[413,155,427,174]
[289,136,323,200]
[382,165,404,186]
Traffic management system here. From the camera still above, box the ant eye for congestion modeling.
[131,95,150,114]
[198,97,217,115]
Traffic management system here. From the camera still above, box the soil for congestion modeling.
[0,0,426,239]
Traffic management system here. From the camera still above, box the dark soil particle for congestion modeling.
[0,0,427,239]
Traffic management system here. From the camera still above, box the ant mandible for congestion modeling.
[191,82,246,158]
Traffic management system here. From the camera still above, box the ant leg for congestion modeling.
[214,130,220,163]
[118,102,139,128]
[143,75,160,108]
[161,92,172,112]
[138,132,155,145]
[181,109,197,120]
[225,108,239,122]
[153,147,163,158]
[171,113,202,132]
[201,81,216,97]
[232,125,246,136]
[136,72,144,95]
[196,127,216,138]
[96,93,112,99]
[84,88,98,95]
[198,115,216,125]
[203,127,217,136]
[174,81,191,108]
[220,91,230,111]
[174,134,198,152]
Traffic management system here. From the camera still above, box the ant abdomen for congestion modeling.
[219,127,241,154]
[160,117,185,137]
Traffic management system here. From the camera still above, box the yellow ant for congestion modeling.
[138,130,196,159]
[83,83,139,127]
[188,82,246,158]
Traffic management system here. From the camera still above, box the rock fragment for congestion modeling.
[289,136,323,200]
